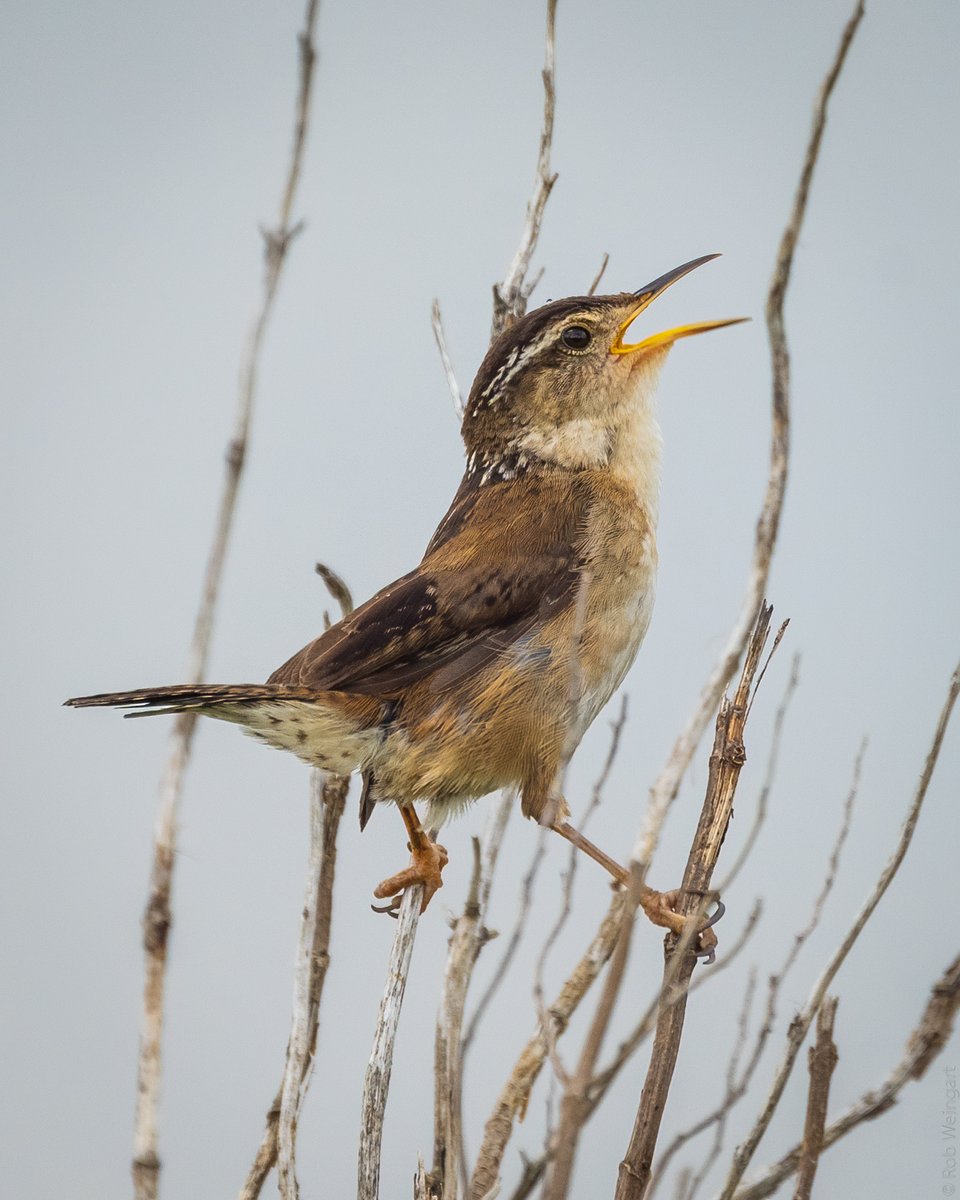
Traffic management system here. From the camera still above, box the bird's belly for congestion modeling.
[573,570,656,740]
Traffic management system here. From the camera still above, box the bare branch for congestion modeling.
[468,891,630,1199]
[735,953,960,1200]
[718,655,800,893]
[431,831,506,1199]
[462,826,548,1063]
[587,252,610,296]
[454,793,515,1198]
[503,901,763,1200]
[278,773,345,1198]
[358,884,424,1200]
[131,4,322,1195]
[590,899,763,1109]
[491,0,558,338]
[793,996,839,1200]
[718,660,960,1200]
[240,566,352,1198]
[614,603,776,1200]
[648,741,861,1200]
[239,771,347,1200]
[542,882,638,1199]
[776,740,862,984]
[432,299,465,418]
[649,970,760,1200]
[632,0,866,876]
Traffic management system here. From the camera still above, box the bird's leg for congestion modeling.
[549,820,720,958]
[372,803,448,916]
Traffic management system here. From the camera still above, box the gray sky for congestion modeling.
[3,2,959,1197]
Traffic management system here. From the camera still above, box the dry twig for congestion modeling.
[431,299,464,418]
[793,996,839,1200]
[490,0,558,338]
[239,774,347,1200]
[647,741,862,1200]
[734,953,960,1200]
[504,901,764,1200]
[429,835,503,1200]
[718,661,960,1200]
[469,891,630,1199]
[131,4,321,1195]
[717,654,800,892]
[588,252,610,296]
[241,567,353,1200]
[632,0,866,877]
[462,827,549,1064]
[614,604,776,1200]
[358,884,425,1200]
[542,878,639,1199]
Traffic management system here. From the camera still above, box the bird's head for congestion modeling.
[462,254,745,484]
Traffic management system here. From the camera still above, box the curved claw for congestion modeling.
[704,898,726,929]
[370,898,402,918]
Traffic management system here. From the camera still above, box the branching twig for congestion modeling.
[793,996,839,1200]
[506,901,763,1200]
[648,741,862,1200]
[131,4,321,1196]
[614,603,776,1200]
[462,827,549,1064]
[718,661,960,1200]
[717,654,800,892]
[468,891,630,1199]
[358,884,425,1200]
[490,0,558,339]
[734,953,960,1200]
[542,879,638,1199]
[631,0,866,878]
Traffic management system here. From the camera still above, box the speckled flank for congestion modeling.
[222,701,383,772]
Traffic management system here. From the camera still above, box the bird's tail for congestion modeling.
[65,683,386,774]
[66,682,323,715]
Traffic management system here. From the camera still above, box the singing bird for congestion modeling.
[67,254,744,947]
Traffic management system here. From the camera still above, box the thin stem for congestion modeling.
[490,0,558,339]
[793,997,840,1200]
[358,885,424,1200]
[718,661,960,1200]
[131,4,321,1195]
[614,605,775,1200]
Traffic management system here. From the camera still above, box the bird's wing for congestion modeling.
[268,472,589,695]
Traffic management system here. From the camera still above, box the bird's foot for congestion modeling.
[372,837,449,917]
[639,886,725,963]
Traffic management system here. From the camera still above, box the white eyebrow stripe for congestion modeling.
[477,327,555,407]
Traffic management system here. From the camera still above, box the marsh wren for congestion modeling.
[67,254,744,949]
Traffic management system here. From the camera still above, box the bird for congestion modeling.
[66,254,745,950]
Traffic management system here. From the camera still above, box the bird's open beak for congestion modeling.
[610,254,748,355]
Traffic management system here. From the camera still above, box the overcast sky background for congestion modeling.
[3,2,959,1197]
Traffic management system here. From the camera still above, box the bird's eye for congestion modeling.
[560,325,592,350]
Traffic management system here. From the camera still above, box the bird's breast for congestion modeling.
[569,485,659,736]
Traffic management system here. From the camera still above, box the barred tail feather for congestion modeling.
[64,682,321,715]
